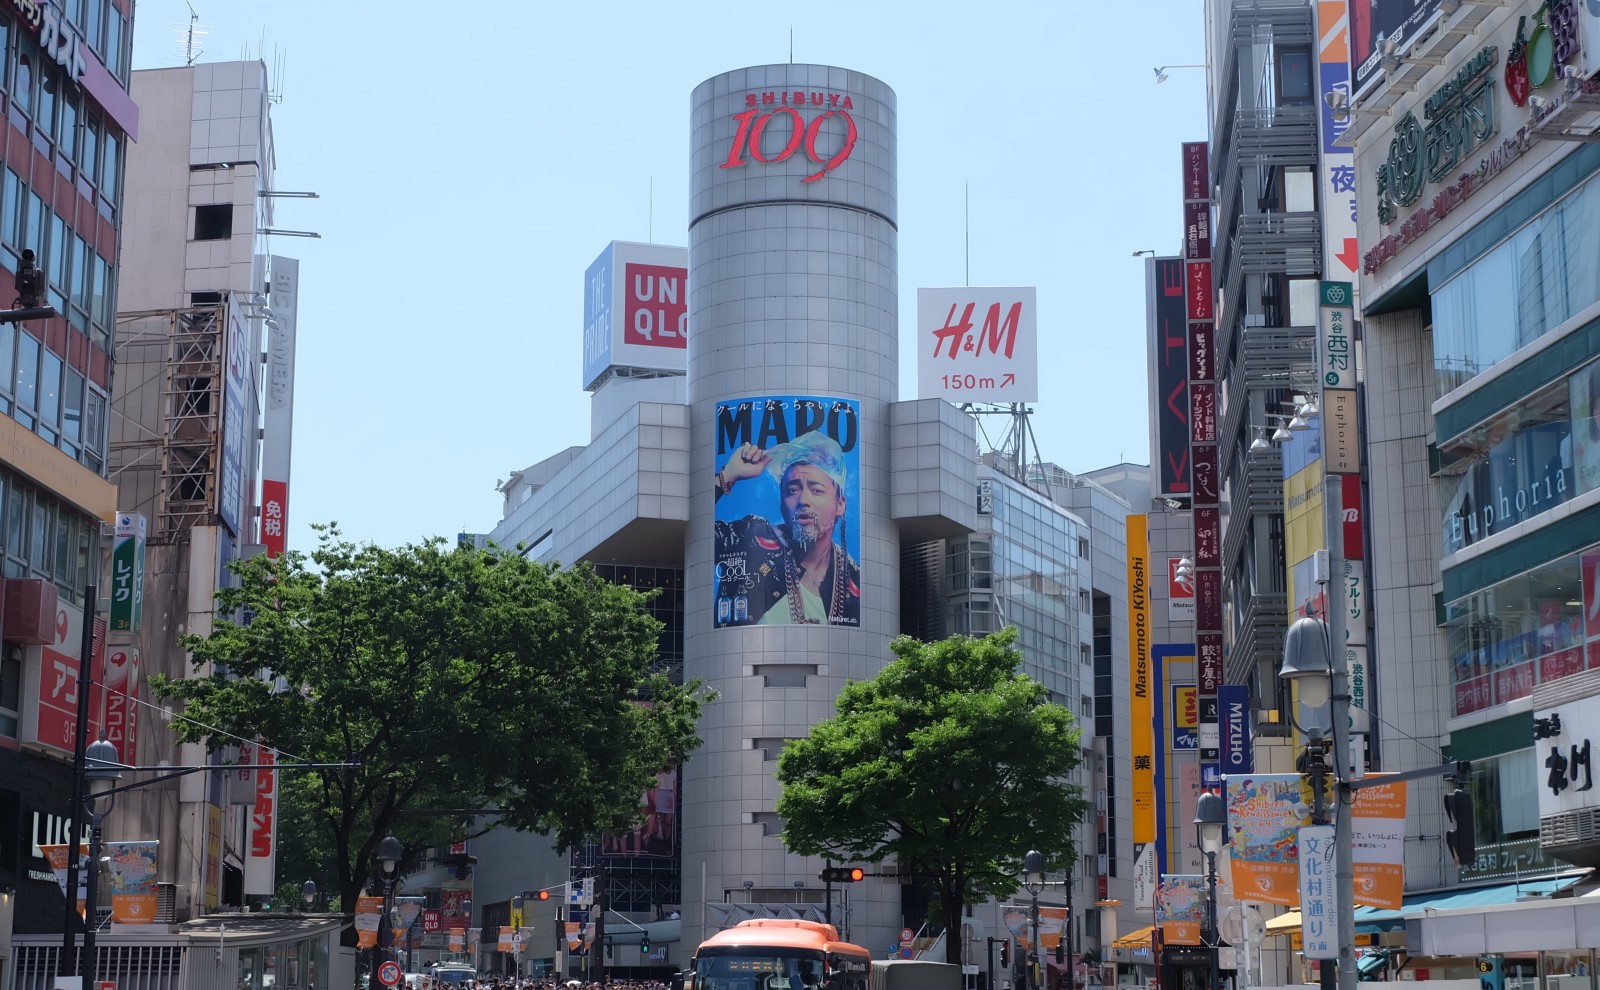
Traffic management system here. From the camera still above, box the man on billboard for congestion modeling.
[714,427,860,627]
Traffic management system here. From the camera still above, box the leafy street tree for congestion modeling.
[777,629,1088,965]
[153,526,707,923]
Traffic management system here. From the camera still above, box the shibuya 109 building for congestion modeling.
[486,63,983,961]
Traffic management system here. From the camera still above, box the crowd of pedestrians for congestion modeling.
[410,978,676,990]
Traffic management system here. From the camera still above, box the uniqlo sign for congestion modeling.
[622,264,687,349]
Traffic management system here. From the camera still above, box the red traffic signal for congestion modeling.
[820,866,865,883]
[537,890,550,901]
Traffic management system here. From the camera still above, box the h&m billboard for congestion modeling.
[581,241,688,390]
[915,287,1038,404]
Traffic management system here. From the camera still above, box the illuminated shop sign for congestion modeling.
[721,91,858,183]
[5,0,87,81]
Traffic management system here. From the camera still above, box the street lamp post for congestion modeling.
[371,835,404,990]
[80,738,122,990]
[1194,791,1226,990]
[1281,616,1356,990]
[301,880,318,911]
[1023,850,1045,990]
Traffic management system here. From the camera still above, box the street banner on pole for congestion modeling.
[355,895,383,949]
[1155,875,1207,945]
[106,840,159,922]
[1352,779,1407,908]
[1224,774,1309,905]
[1297,825,1338,959]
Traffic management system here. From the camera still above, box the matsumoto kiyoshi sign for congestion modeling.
[721,89,858,183]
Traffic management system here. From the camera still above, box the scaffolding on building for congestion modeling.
[109,305,226,543]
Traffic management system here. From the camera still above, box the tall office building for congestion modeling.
[0,0,137,966]
[480,63,1141,980]
[102,57,303,920]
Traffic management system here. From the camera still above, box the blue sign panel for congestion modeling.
[1219,684,1253,775]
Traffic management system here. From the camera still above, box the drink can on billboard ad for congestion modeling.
[1169,557,1195,621]
[916,287,1038,404]
[714,396,861,627]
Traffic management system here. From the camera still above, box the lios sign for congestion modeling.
[581,241,689,390]
[915,287,1039,404]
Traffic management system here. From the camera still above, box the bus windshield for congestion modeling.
[693,948,827,990]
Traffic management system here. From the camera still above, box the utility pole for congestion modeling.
[593,865,607,987]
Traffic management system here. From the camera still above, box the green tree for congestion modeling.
[153,526,707,925]
[776,629,1087,965]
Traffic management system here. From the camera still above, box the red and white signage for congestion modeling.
[102,647,139,764]
[244,739,277,896]
[261,479,288,558]
[916,287,1038,404]
[1168,558,1195,621]
[580,241,689,390]
[27,604,106,754]
[622,263,687,349]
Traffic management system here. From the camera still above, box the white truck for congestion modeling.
[868,959,962,990]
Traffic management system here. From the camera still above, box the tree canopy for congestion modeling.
[776,629,1087,964]
[153,526,707,915]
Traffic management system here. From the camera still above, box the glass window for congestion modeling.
[37,64,57,141]
[14,331,38,415]
[82,115,98,187]
[1289,278,1318,326]
[85,0,100,57]
[59,88,78,162]
[90,253,107,325]
[194,204,233,240]
[71,236,88,310]
[54,509,70,583]
[101,130,118,201]
[1445,554,1585,716]
[30,492,48,572]
[24,192,42,257]
[0,16,12,105]
[14,51,32,116]
[105,11,122,82]
[1279,49,1314,104]
[39,349,59,428]
[1433,170,1600,396]
[0,629,19,737]
[47,213,65,290]
[5,484,24,565]
[2,171,20,250]
[61,369,81,443]
[83,388,104,469]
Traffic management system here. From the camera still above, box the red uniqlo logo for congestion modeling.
[622,264,687,348]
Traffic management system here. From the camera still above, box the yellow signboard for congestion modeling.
[1128,514,1154,844]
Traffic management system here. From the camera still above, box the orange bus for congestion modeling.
[689,918,872,990]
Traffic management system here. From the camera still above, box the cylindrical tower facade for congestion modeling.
[684,64,900,954]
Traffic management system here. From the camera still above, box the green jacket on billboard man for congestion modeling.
[714,429,861,626]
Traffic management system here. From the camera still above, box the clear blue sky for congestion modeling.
[130,0,1208,553]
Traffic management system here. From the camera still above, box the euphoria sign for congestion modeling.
[721,91,859,183]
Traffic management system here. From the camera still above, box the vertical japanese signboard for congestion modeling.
[1149,258,1190,496]
[1298,824,1339,959]
[1320,283,1361,478]
[1219,684,1252,775]
[244,740,277,895]
[1184,141,1225,735]
[1128,514,1155,844]
[262,256,299,558]
[110,512,145,632]
[1318,1,1360,282]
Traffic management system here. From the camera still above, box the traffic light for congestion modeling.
[1445,783,1477,868]
[999,939,1010,968]
[641,935,651,954]
[819,866,865,883]
[1055,939,1065,964]
[537,890,550,901]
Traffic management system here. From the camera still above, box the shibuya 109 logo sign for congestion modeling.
[721,90,859,183]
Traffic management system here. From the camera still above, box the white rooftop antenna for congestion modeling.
[179,3,208,66]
